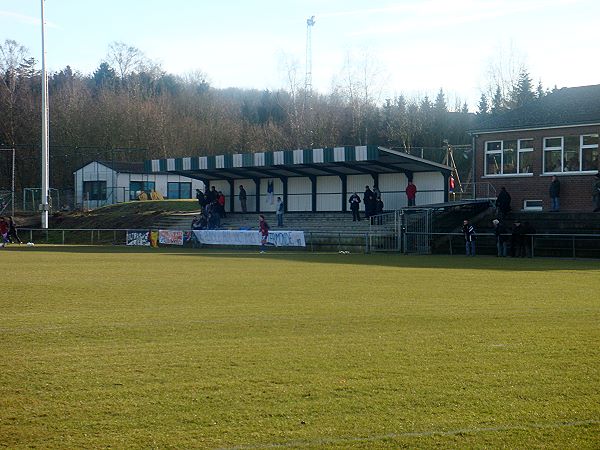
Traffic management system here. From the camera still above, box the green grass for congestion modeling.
[1,247,599,449]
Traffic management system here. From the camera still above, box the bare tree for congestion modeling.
[106,41,145,79]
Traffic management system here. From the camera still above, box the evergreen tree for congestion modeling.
[509,69,535,108]
[477,94,489,115]
[434,88,447,112]
[536,80,545,99]
[491,86,504,115]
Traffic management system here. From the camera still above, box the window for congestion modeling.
[83,181,107,201]
[167,182,192,199]
[544,134,599,173]
[544,137,563,173]
[582,134,599,171]
[129,181,155,200]
[485,139,533,175]
[518,139,534,174]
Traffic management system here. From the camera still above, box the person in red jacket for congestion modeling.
[406,180,417,206]
[1,217,10,247]
[217,192,226,218]
[259,214,270,253]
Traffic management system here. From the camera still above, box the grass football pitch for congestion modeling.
[1,246,599,448]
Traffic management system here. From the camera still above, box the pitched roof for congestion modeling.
[73,160,149,174]
[470,84,600,133]
[144,146,451,181]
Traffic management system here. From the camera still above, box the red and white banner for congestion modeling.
[158,230,184,245]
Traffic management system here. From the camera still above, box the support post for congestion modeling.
[254,178,261,212]
[340,174,347,212]
[280,176,288,212]
[227,179,234,213]
[310,176,317,212]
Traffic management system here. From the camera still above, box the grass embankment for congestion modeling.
[1,248,599,448]
[50,200,200,230]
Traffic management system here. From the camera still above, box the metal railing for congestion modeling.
[12,228,600,258]
[452,182,497,201]
[419,231,600,259]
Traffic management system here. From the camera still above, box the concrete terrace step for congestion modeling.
[153,212,375,233]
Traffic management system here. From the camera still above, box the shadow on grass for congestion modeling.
[5,244,600,272]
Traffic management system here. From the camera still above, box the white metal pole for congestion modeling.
[41,0,50,228]
[11,148,15,217]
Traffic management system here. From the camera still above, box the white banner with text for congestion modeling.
[192,230,305,247]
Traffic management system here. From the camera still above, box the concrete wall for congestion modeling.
[287,177,311,212]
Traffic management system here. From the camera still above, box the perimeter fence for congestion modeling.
[13,228,600,258]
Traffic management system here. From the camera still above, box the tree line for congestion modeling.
[0,39,544,191]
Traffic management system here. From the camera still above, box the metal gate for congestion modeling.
[403,208,433,254]
[369,211,401,252]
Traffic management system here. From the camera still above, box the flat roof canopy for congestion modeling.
[144,146,451,181]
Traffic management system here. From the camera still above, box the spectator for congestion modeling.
[267,180,274,205]
[406,180,417,207]
[375,196,384,225]
[593,173,600,212]
[373,185,381,199]
[492,219,507,257]
[549,176,560,211]
[276,196,284,227]
[462,219,476,256]
[363,186,375,218]
[7,217,22,244]
[217,191,226,218]
[511,221,525,257]
[0,217,9,247]
[348,192,361,221]
[259,214,270,253]
[191,214,207,230]
[195,189,205,208]
[496,187,511,219]
[207,186,218,204]
[239,185,247,213]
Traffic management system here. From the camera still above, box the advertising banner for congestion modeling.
[158,230,184,245]
[126,231,150,246]
[192,230,305,247]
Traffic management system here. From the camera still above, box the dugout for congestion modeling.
[144,146,451,213]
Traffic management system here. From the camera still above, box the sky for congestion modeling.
[1,0,599,110]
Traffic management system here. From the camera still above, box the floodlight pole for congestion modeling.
[11,148,15,217]
[40,0,50,228]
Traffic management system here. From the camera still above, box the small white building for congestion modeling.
[73,161,205,209]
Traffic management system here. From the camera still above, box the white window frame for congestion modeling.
[543,136,564,174]
[517,139,534,174]
[581,134,599,172]
[484,141,502,176]
[484,139,534,176]
[543,134,599,174]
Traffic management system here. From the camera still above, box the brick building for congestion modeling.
[469,84,600,212]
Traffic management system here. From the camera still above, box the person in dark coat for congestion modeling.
[375,196,384,224]
[364,186,375,218]
[549,176,560,211]
[239,185,247,213]
[462,219,476,256]
[496,187,512,219]
[348,192,361,221]
[492,219,507,257]
[7,217,22,244]
[195,189,205,208]
[511,221,525,257]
